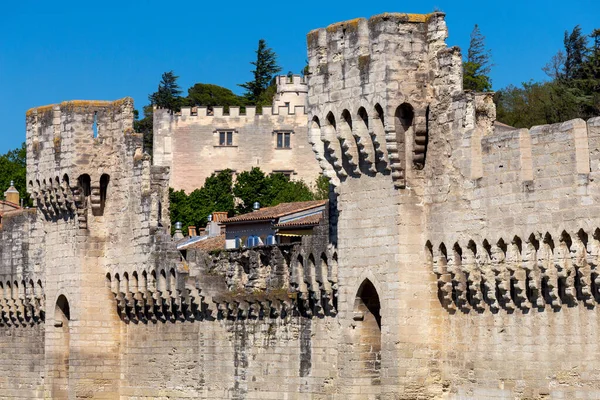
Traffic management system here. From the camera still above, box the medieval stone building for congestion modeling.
[1,11,600,400]
[154,75,321,193]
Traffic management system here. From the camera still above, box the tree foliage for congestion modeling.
[239,39,282,105]
[149,71,183,111]
[233,168,314,214]
[134,104,154,155]
[496,25,600,127]
[463,24,492,92]
[169,170,235,234]
[169,168,327,233]
[313,174,330,200]
[185,83,245,112]
[0,143,31,206]
[134,71,184,158]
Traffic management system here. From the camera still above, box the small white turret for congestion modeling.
[273,75,308,110]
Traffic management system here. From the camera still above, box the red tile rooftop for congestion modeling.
[223,200,327,224]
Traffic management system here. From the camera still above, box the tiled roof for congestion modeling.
[183,235,226,251]
[274,213,323,228]
[0,200,20,210]
[223,200,327,224]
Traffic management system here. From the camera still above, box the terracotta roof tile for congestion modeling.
[185,235,226,251]
[0,200,20,210]
[274,213,323,228]
[223,200,327,224]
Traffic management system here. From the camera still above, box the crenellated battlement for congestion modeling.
[274,74,307,88]
[153,78,320,194]
[470,116,599,190]
[306,12,453,190]
[26,97,137,182]
[170,103,307,118]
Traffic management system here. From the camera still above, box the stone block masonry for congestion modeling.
[154,75,322,194]
[2,10,600,400]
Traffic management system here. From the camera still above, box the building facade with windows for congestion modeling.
[153,75,321,193]
[221,199,327,249]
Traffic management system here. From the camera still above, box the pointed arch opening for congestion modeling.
[99,174,110,215]
[394,103,413,173]
[52,295,70,399]
[77,174,91,197]
[353,279,381,385]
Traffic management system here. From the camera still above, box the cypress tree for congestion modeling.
[463,24,493,92]
[239,39,282,105]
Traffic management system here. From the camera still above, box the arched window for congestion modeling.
[266,235,276,245]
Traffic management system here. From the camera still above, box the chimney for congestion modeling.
[4,181,19,206]
[212,212,228,222]
[253,202,260,212]
[173,221,184,240]
[188,226,197,237]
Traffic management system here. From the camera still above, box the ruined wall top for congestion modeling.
[305,11,454,189]
[25,97,139,186]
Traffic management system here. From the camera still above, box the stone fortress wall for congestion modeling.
[306,10,600,399]
[426,111,600,397]
[1,10,600,400]
[153,74,322,194]
[306,12,460,398]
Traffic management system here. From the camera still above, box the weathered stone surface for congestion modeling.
[153,75,322,193]
[2,10,600,400]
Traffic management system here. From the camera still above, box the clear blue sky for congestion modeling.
[1,0,598,154]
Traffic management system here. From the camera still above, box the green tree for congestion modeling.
[199,170,235,218]
[233,167,270,214]
[496,25,600,126]
[563,25,588,82]
[170,168,327,233]
[0,143,31,206]
[239,39,282,105]
[149,71,183,111]
[313,174,330,200]
[495,81,584,128]
[582,29,600,115]
[265,173,314,205]
[185,83,244,112]
[233,167,318,214]
[463,24,492,92]
[134,104,154,155]
[168,170,235,234]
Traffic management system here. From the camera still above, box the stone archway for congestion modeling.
[353,279,381,385]
[52,295,70,399]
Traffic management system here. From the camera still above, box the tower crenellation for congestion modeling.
[153,75,320,194]
[4,10,600,400]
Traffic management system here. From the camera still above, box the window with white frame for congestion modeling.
[275,131,291,149]
[218,130,234,146]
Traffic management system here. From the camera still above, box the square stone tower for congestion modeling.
[25,98,169,398]
[306,12,465,396]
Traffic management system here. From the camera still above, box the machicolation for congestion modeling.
[0,11,600,400]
